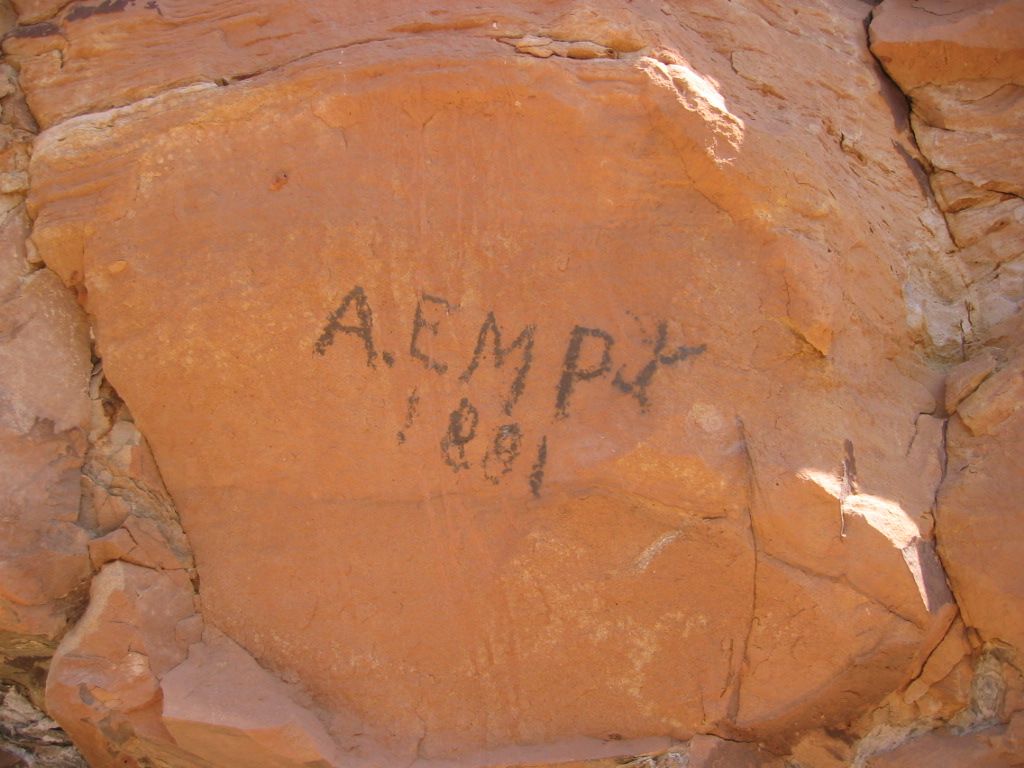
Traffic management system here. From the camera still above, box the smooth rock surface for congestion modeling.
[161,628,340,768]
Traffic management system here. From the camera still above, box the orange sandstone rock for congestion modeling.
[0,246,91,641]
[28,17,960,767]
[865,726,1023,768]
[160,628,341,768]
[872,0,1024,672]
[11,0,1018,766]
[44,561,198,768]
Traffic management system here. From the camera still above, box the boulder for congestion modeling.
[0,220,91,646]
[26,2,964,763]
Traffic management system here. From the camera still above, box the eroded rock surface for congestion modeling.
[0,12,91,757]
[0,1,1021,767]
[872,0,1024,672]
[0,682,86,767]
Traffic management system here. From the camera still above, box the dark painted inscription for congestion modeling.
[529,436,548,498]
[554,326,615,420]
[314,285,377,366]
[314,285,707,496]
[410,294,453,374]
[460,313,536,415]
[397,387,420,445]
[612,322,708,411]
[441,398,479,471]
[483,423,523,484]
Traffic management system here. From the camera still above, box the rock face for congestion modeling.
[0,1,1021,768]
[0,6,92,733]
[872,0,1024,693]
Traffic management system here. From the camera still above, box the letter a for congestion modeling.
[314,285,377,367]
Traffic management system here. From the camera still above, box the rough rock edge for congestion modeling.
[0,6,390,768]
[0,682,86,767]
[852,1,1024,764]
[2,5,643,130]
[0,4,88,766]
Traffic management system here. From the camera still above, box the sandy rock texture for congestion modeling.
[0,0,1020,767]
[870,6,1024,764]
[0,10,92,767]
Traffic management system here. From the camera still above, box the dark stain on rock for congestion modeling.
[66,0,137,23]
[529,435,547,497]
[8,22,62,39]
